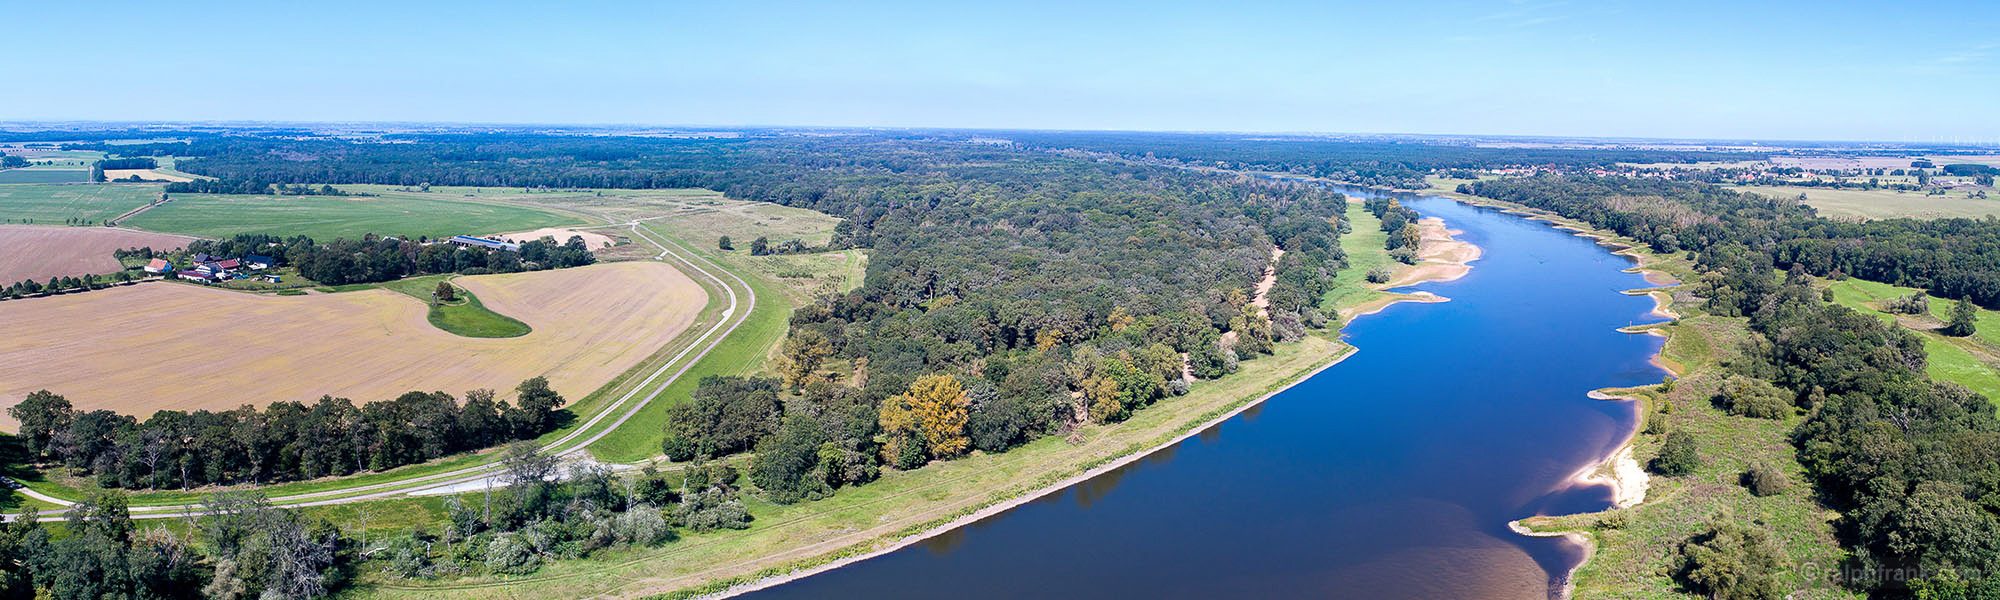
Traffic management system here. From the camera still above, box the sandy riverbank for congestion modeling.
[1384,217,1482,288]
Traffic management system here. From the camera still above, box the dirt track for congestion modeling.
[0,261,705,427]
[0,225,192,283]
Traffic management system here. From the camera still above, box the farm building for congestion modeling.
[177,270,218,283]
[447,235,521,252]
[143,258,175,274]
[242,254,276,270]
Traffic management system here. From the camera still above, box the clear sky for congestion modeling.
[5,0,1997,142]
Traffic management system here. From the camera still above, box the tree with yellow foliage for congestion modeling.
[776,328,833,389]
[878,374,972,464]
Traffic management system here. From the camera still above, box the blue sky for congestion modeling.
[5,1,1998,142]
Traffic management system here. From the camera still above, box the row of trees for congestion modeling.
[183,232,595,286]
[8,378,566,489]
[1,271,139,300]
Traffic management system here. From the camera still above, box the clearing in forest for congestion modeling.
[0,261,707,427]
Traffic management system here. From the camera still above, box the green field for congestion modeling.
[0,169,91,184]
[123,190,582,240]
[0,183,161,224]
[1318,201,1392,314]
[1824,277,2000,407]
[1738,184,2000,220]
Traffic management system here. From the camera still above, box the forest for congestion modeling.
[1000,132,1765,189]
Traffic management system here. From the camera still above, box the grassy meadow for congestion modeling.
[0,183,160,224]
[1823,277,2000,408]
[378,275,532,338]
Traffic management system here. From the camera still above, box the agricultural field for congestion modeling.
[0,169,90,184]
[0,182,161,224]
[494,226,616,250]
[121,189,584,241]
[0,261,706,427]
[1737,184,2000,220]
[0,225,193,283]
[101,168,195,182]
[344,185,843,246]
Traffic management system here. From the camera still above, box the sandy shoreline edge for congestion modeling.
[707,210,1483,599]
[1444,194,1679,600]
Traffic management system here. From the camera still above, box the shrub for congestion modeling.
[484,533,541,575]
[1643,415,1670,435]
[1365,266,1393,284]
[1741,464,1789,497]
[1677,517,1784,600]
[1388,246,1418,265]
[1716,376,1791,419]
[674,488,750,532]
[1651,430,1700,476]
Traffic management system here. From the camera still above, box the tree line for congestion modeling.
[184,232,595,286]
[7,377,567,489]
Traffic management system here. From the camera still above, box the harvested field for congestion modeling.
[101,169,194,183]
[0,225,192,283]
[0,261,707,428]
[494,227,616,250]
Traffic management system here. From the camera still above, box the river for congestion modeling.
[745,191,1668,599]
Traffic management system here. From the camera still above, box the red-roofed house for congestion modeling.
[143,258,174,274]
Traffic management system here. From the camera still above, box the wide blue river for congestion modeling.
[749,191,1667,599]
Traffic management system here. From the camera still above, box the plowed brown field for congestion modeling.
[0,225,193,283]
[0,261,706,428]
